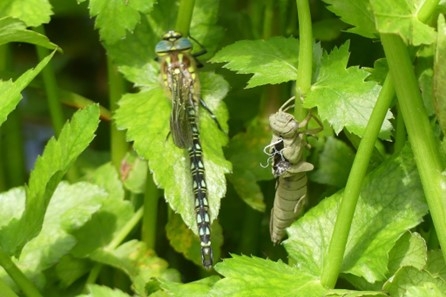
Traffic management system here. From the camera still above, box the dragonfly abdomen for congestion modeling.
[270,169,308,245]
[187,104,213,269]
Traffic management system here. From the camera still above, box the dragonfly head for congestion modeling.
[155,30,193,54]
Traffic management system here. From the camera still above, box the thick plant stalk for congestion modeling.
[321,75,395,288]
[381,33,446,262]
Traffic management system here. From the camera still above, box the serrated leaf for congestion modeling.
[303,41,393,139]
[114,72,231,236]
[0,104,100,255]
[90,240,172,297]
[0,0,52,27]
[0,17,57,48]
[383,266,446,296]
[387,232,427,276]
[434,14,446,135]
[310,136,355,187]
[210,255,326,297]
[85,0,154,44]
[226,116,273,211]
[285,145,428,283]
[0,51,55,126]
[323,0,377,38]
[210,37,299,88]
[79,285,132,297]
[370,0,436,46]
[160,275,220,297]
[166,213,222,267]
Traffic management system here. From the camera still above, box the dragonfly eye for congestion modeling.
[155,32,193,53]
[175,37,193,51]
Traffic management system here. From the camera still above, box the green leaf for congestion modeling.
[0,0,52,27]
[0,51,55,127]
[383,266,446,296]
[0,187,24,228]
[310,136,355,187]
[0,104,100,255]
[79,284,132,297]
[434,14,446,135]
[90,240,174,297]
[210,255,327,297]
[210,37,299,88]
[114,72,231,236]
[0,182,113,289]
[387,232,427,276]
[370,0,436,46]
[285,146,428,283]
[7,182,107,280]
[303,41,393,139]
[120,151,149,194]
[85,0,154,44]
[326,289,388,297]
[55,254,92,288]
[160,275,220,297]
[225,116,273,212]
[166,213,222,267]
[0,17,57,48]
[72,162,134,256]
[426,250,446,280]
[323,0,377,38]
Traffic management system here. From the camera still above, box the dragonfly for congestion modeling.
[264,98,322,244]
[155,30,214,269]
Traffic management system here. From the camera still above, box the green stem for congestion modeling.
[85,207,144,285]
[34,26,64,137]
[295,0,313,99]
[175,0,196,36]
[262,0,274,40]
[321,75,395,288]
[295,0,313,121]
[107,58,128,170]
[0,249,43,297]
[381,34,446,262]
[3,105,26,187]
[0,45,8,190]
[0,277,19,297]
[141,171,159,249]
[0,132,5,191]
[107,207,144,250]
[417,0,439,23]
[393,104,406,154]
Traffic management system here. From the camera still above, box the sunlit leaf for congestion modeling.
[0,0,52,26]
[323,0,377,38]
[210,37,299,88]
[370,0,436,45]
[303,41,393,139]
[210,255,326,297]
[115,73,231,236]
[81,0,155,44]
